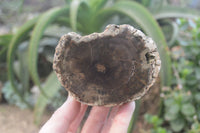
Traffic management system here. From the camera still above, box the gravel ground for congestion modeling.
[0,104,50,133]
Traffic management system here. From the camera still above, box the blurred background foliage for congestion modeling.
[0,0,200,132]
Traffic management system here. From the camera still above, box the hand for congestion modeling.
[39,96,135,133]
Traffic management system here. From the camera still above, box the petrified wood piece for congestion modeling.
[53,24,161,106]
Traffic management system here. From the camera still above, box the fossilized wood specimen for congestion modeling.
[53,24,161,106]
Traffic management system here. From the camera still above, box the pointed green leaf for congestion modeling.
[55,17,82,31]
[17,44,30,93]
[55,17,71,27]
[34,72,61,124]
[88,0,108,12]
[0,34,13,46]
[153,6,200,19]
[0,34,12,61]
[70,0,91,33]
[28,6,69,97]
[77,3,92,34]
[160,20,179,46]
[7,17,39,108]
[70,0,82,31]
[0,46,7,61]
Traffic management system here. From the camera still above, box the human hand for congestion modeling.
[39,96,135,133]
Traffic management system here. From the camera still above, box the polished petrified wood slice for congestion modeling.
[53,24,161,106]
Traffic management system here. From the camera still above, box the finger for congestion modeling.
[68,103,88,133]
[102,101,135,133]
[101,106,119,133]
[81,106,110,133]
[39,96,81,133]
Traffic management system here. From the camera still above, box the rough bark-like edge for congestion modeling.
[53,24,161,106]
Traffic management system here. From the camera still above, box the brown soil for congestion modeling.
[0,104,50,133]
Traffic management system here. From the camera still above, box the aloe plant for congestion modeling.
[5,0,199,130]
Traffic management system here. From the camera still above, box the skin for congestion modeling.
[39,96,135,133]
